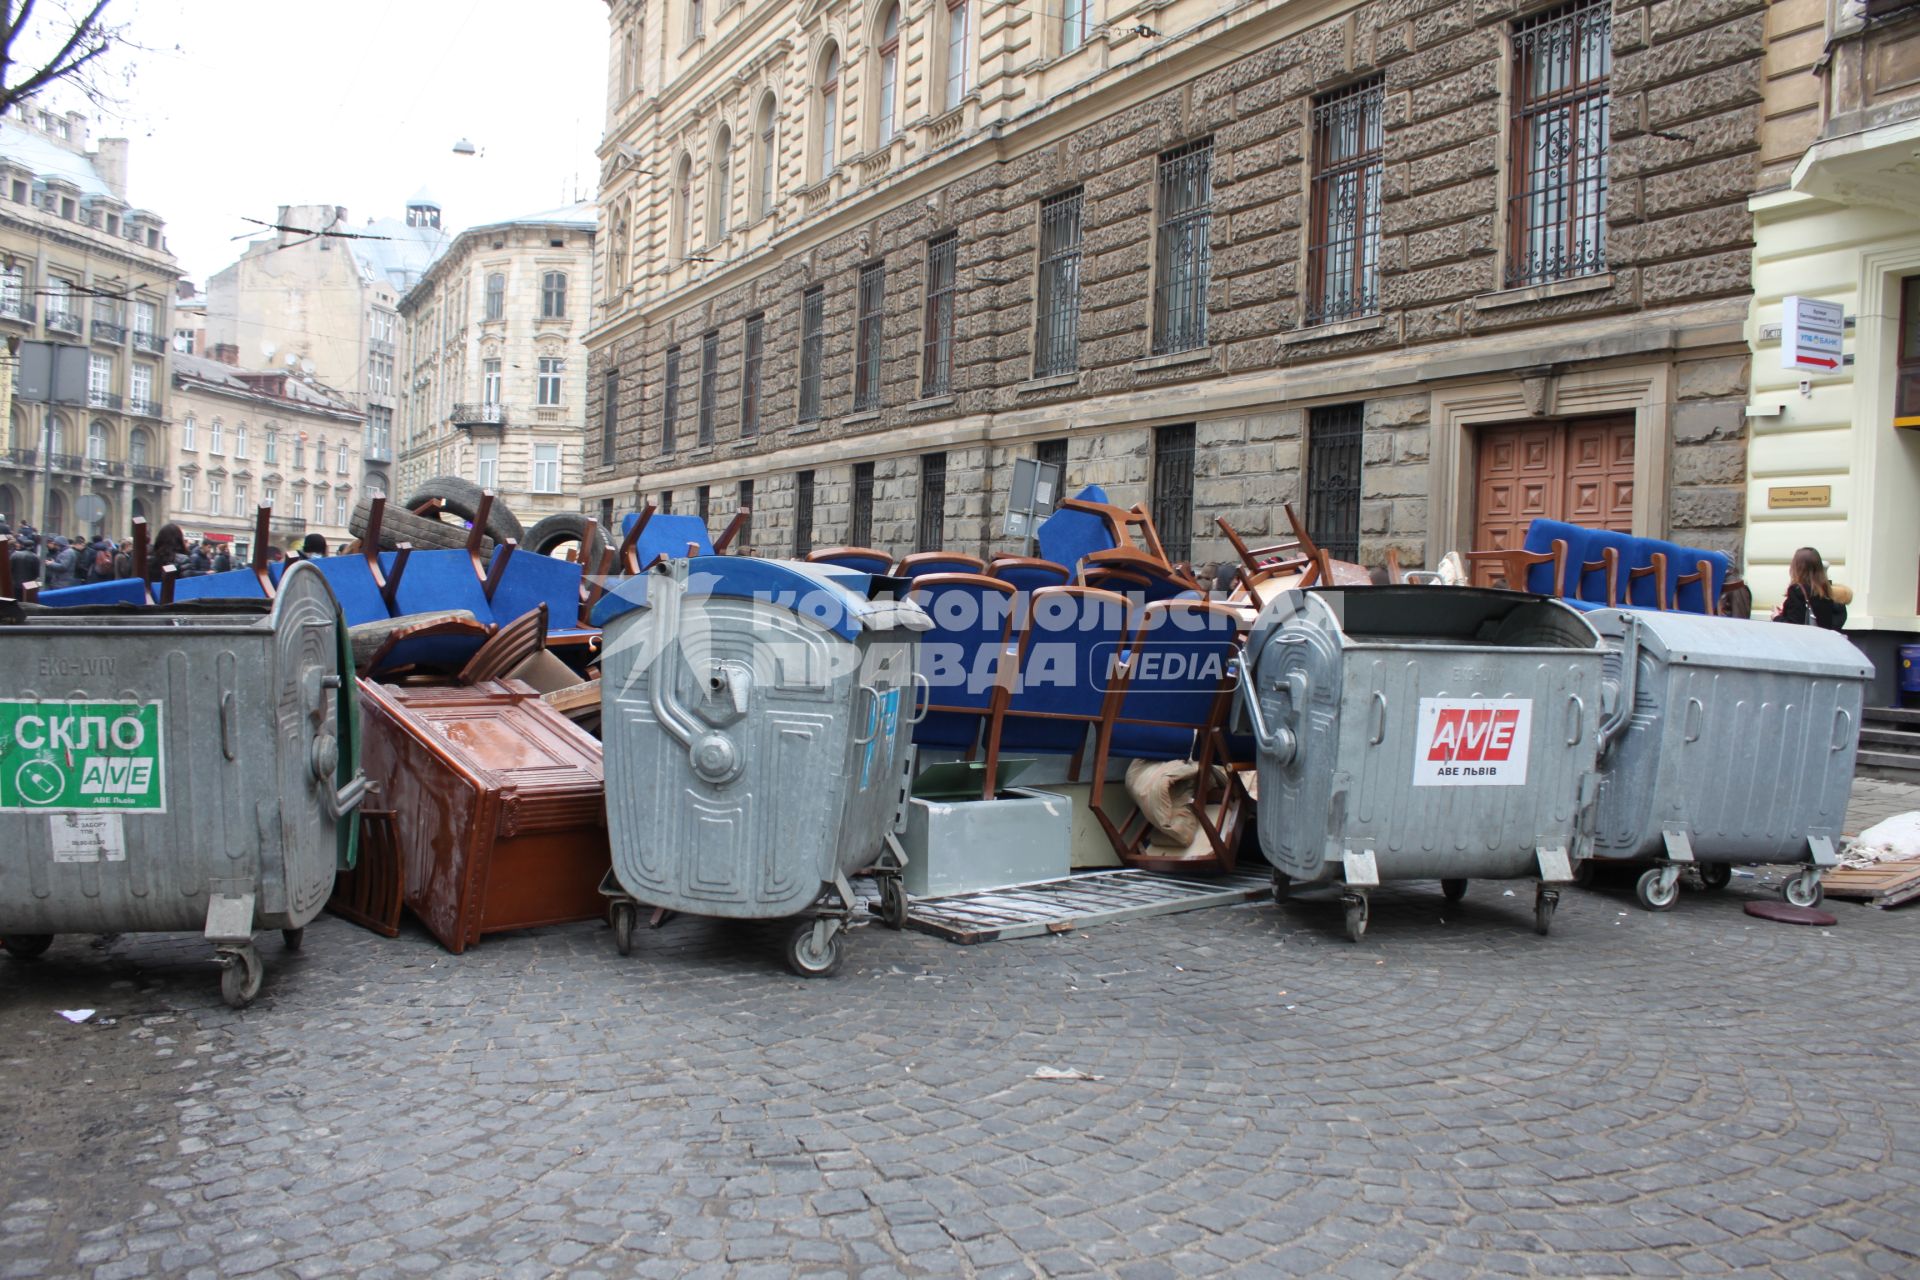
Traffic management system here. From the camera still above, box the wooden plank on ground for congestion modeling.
[1823,863,1920,908]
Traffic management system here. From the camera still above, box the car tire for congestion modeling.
[400,476,523,544]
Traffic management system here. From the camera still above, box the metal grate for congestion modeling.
[1507,0,1611,288]
[601,368,618,465]
[1151,422,1196,564]
[794,469,815,555]
[1307,79,1383,327]
[1035,437,1068,493]
[905,869,1273,944]
[1152,140,1213,356]
[850,460,875,546]
[1306,403,1364,562]
[922,234,957,396]
[1035,189,1083,378]
[741,313,763,436]
[698,331,718,445]
[696,483,711,525]
[918,451,946,551]
[662,346,680,452]
[799,286,825,421]
[855,261,885,411]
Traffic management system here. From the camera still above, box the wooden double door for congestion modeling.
[1472,417,1635,587]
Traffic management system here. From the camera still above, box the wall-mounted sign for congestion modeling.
[1767,485,1832,509]
[1781,296,1844,373]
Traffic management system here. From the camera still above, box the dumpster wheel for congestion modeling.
[1635,867,1680,912]
[1441,879,1468,903]
[1697,863,1732,892]
[786,919,846,978]
[219,947,264,1009]
[611,902,637,957]
[875,875,908,931]
[1534,887,1559,937]
[2,934,53,960]
[1341,894,1368,942]
[282,928,305,951]
[1782,870,1824,909]
[1271,870,1291,903]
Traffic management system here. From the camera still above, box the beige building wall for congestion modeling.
[0,105,176,536]
[168,355,363,557]
[396,209,596,527]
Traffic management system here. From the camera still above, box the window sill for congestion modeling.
[791,420,824,433]
[906,393,956,411]
[1134,346,1214,373]
[1473,272,1615,312]
[1016,373,1079,393]
[1280,313,1385,345]
[843,409,881,425]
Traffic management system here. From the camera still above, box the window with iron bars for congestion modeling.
[794,468,816,555]
[1151,423,1195,564]
[698,330,719,445]
[738,478,753,548]
[850,460,875,546]
[1152,140,1213,356]
[918,451,946,551]
[922,234,957,397]
[799,287,825,421]
[1507,0,1611,288]
[741,313,764,435]
[1035,437,1068,490]
[855,262,885,411]
[1307,80,1383,327]
[1305,403,1363,562]
[601,369,619,466]
[697,483,711,524]
[1035,189,1084,378]
[662,346,681,452]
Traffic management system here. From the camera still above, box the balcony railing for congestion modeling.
[91,320,125,344]
[270,516,307,537]
[2,447,35,468]
[128,398,162,418]
[452,402,508,427]
[48,452,84,471]
[45,310,79,333]
[131,330,165,354]
[0,299,34,323]
[130,462,166,482]
[86,456,124,477]
[87,389,122,410]
[365,443,394,463]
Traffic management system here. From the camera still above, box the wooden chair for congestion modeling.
[1462,540,1568,595]
[807,546,895,574]
[458,602,550,685]
[894,551,987,579]
[328,808,405,937]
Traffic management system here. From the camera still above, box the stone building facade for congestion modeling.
[395,207,597,524]
[585,0,1762,573]
[168,351,364,558]
[0,104,177,537]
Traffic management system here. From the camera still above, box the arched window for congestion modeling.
[129,427,151,467]
[710,126,732,243]
[875,5,900,145]
[485,272,505,320]
[673,152,694,257]
[86,419,108,462]
[754,93,777,218]
[817,44,841,178]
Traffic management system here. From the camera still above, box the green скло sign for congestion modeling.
[0,700,166,812]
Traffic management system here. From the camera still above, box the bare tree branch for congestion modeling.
[0,0,117,117]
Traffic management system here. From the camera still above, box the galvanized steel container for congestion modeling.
[1587,608,1871,911]
[598,557,929,975]
[0,562,367,1005]
[1241,586,1606,939]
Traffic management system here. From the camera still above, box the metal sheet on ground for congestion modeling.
[904,869,1272,944]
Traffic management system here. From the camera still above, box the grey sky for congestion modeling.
[48,0,611,283]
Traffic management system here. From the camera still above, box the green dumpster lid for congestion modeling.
[912,758,1036,800]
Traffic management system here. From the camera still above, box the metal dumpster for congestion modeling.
[0,562,367,1006]
[1240,586,1607,940]
[597,557,929,976]
[1587,609,1871,911]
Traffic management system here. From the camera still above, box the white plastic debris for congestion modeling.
[56,1009,94,1023]
[1031,1066,1102,1082]
[1843,812,1920,868]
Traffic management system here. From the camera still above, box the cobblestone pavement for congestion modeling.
[2,782,1918,1279]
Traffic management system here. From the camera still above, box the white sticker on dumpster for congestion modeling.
[1413,698,1532,786]
[49,812,126,863]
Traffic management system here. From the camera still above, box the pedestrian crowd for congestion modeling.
[0,518,327,591]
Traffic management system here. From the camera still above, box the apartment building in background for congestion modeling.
[0,104,176,535]
[1744,0,1920,670]
[395,206,596,520]
[168,350,364,558]
[583,0,1762,575]
[206,194,449,505]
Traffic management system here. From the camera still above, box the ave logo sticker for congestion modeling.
[1412,698,1532,787]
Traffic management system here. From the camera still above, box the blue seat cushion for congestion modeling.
[1035,486,1117,581]
[624,512,715,564]
[488,550,583,629]
[36,578,148,607]
[589,575,650,627]
[170,568,268,602]
[389,549,495,622]
[308,556,391,627]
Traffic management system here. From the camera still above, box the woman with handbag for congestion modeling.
[1775,546,1850,630]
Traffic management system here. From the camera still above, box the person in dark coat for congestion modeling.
[147,523,190,582]
[1776,546,1850,630]
[301,532,328,559]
